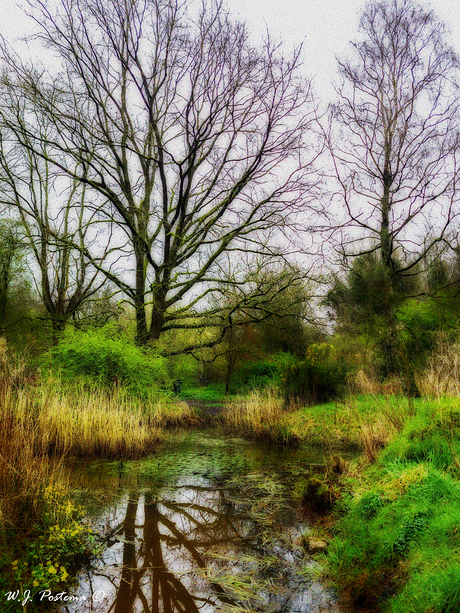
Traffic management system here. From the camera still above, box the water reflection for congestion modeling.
[61,433,340,613]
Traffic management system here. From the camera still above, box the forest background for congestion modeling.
[1,1,460,612]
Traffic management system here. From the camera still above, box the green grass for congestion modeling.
[221,391,419,450]
[323,397,460,612]
[181,384,227,403]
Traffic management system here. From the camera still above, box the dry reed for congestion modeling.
[0,342,193,527]
[417,334,460,397]
[220,387,292,442]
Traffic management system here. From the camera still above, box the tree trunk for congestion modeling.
[149,288,166,342]
[149,306,165,342]
[51,315,67,346]
[134,243,149,346]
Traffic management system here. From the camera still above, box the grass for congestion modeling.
[34,379,194,458]
[320,397,460,613]
[2,378,194,461]
[181,384,227,404]
[220,387,293,442]
[220,389,417,451]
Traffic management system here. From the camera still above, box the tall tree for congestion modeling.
[324,0,460,381]
[0,0,319,346]
[0,219,28,329]
[326,0,460,294]
[0,132,107,343]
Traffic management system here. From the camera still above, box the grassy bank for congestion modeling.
[222,389,460,612]
[220,388,416,452]
[323,398,460,613]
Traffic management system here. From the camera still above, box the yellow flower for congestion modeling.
[33,580,40,587]
[47,565,57,575]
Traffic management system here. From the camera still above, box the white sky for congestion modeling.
[1,0,459,104]
[224,0,460,102]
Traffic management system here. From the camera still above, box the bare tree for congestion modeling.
[0,131,107,344]
[0,0,319,346]
[325,0,460,291]
[0,219,28,329]
[321,0,460,385]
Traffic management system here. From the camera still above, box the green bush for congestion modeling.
[281,343,350,404]
[47,327,169,393]
[241,359,278,388]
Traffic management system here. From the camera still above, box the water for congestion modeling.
[59,431,341,613]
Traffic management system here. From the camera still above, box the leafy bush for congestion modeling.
[47,327,168,393]
[281,343,350,404]
[241,359,278,388]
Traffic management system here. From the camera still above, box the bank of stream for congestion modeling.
[54,429,343,613]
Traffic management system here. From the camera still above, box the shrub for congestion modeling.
[281,343,350,405]
[47,327,168,393]
[241,359,278,388]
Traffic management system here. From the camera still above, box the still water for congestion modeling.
[60,431,341,613]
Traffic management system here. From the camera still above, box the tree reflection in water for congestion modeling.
[67,477,258,612]
[62,438,340,613]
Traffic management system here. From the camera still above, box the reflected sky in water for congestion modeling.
[60,431,341,613]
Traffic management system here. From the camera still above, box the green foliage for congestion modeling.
[325,253,416,332]
[397,299,449,368]
[240,359,278,389]
[1,486,100,610]
[48,326,169,393]
[281,343,350,404]
[181,385,225,403]
[166,353,200,387]
[356,491,383,519]
[392,510,429,557]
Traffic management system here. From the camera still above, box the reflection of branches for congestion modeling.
[69,469,329,613]
[113,495,139,613]
[103,486,241,613]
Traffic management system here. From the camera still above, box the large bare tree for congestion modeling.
[325,0,460,288]
[323,0,460,380]
[0,0,319,346]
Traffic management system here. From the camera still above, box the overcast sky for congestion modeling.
[224,0,460,101]
[2,0,460,104]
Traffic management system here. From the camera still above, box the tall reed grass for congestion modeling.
[28,380,193,458]
[221,387,411,455]
[417,334,460,397]
[0,341,193,528]
[220,387,295,443]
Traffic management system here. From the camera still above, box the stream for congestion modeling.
[58,430,342,613]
